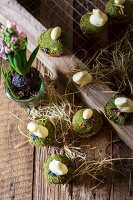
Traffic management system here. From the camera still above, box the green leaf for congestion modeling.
[6,53,15,71]
[1,67,6,78]
[15,48,27,68]
[26,45,39,72]
[13,53,24,75]
[1,67,20,99]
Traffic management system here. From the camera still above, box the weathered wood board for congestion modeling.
[0,0,133,150]
[0,1,133,200]
[0,60,133,199]
[0,65,34,199]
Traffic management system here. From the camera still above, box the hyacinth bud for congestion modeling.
[0,20,27,52]
[5,46,12,54]
[11,36,18,44]
[0,42,6,60]
[18,30,26,38]
[6,20,16,30]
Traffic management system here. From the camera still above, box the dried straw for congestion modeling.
[66,154,133,188]
[4,34,132,187]
[8,73,132,188]
[85,24,133,96]
[28,81,78,145]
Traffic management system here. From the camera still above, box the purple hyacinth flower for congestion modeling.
[47,170,51,175]
[89,118,95,124]
[51,173,57,177]
[31,134,37,141]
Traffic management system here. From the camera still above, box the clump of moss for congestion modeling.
[104,97,132,124]
[106,0,133,21]
[72,109,103,136]
[43,154,74,184]
[38,28,67,56]
[28,117,55,147]
[80,12,108,36]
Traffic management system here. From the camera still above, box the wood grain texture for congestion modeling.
[0,1,133,200]
[0,62,34,200]
[0,60,133,200]
[33,125,113,200]
[0,0,132,150]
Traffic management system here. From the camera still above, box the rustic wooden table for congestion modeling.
[0,58,133,200]
[0,1,133,199]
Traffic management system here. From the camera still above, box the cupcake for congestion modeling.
[38,27,67,57]
[104,96,133,124]
[27,117,55,147]
[43,154,74,184]
[80,9,108,37]
[106,0,133,22]
[72,108,103,136]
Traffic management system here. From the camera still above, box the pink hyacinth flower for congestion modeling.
[5,46,12,54]
[0,37,3,43]
[11,36,18,44]
[6,20,16,29]
[18,30,26,38]
[0,43,6,60]
[0,25,5,33]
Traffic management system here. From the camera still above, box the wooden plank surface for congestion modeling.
[0,0,133,150]
[0,61,34,200]
[33,125,113,200]
[0,43,133,200]
[0,1,133,200]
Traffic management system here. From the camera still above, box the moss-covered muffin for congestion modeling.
[80,9,108,36]
[104,97,133,124]
[27,117,55,147]
[38,27,67,57]
[106,0,133,22]
[72,108,103,136]
[43,154,74,184]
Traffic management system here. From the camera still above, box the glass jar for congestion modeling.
[5,73,45,108]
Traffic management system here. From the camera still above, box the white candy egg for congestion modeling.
[27,122,49,138]
[51,27,61,40]
[49,159,68,175]
[114,0,125,6]
[114,97,133,113]
[83,109,93,120]
[72,71,92,86]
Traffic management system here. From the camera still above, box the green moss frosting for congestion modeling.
[38,28,67,56]
[72,109,103,136]
[104,97,132,124]
[80,12,108,35]
[106,0,133,21]
[28,117,55,147]
[43,154,74,184]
